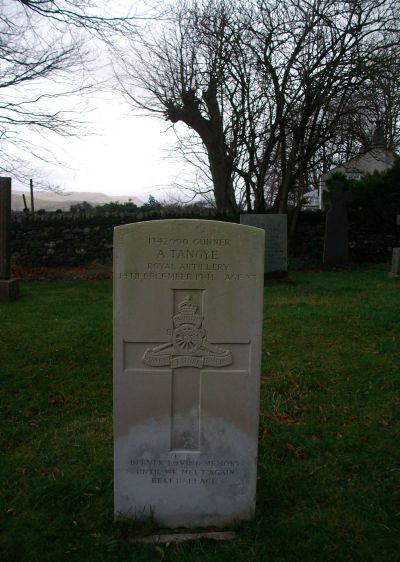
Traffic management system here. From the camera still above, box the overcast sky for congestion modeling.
[14,92,189,203]
[11,1,192,203]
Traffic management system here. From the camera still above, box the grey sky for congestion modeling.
[9,0,190,201]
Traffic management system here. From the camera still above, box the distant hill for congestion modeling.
[11,190,143,212]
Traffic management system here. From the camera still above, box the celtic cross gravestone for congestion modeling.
[113,220,264,527]
[323,178,351,266]
[389,215,400,279]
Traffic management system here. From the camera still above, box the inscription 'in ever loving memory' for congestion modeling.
[119,236,257,282]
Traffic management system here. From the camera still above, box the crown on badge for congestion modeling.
[173,296,203,328]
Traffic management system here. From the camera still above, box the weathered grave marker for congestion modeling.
[389,248,400,279]
[323,178,350,266]
[389,215,400,279]
[240,214,287,280]
[0,177,19,301]
[113,220,264,527]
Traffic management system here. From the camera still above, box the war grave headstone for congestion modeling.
[0,177,19,302]
[389,215,400,279]
[240,214,287,280]
[323,178,351,266]
[113,220,264,528]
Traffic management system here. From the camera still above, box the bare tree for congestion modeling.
[294,38,400,207]
[116,0,252,215]
[117,0,400,214]
[0,0,140,185]
[243,0,400,211]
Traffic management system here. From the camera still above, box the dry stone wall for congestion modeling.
[11,217,115,266]
[10,210,400,268]
[10,211,230,267]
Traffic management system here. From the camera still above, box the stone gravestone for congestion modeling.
[113,220,264,527]
[389,248,400,279]
[240,214,287,280]
[0,177,19,302]
[389,215,400,279]
[323,178,350,266]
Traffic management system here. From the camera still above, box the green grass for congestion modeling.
[1,266,399,562]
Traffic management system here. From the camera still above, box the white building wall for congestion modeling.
[320,149,396,210]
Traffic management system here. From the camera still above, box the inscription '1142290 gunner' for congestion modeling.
[148,237,230,246]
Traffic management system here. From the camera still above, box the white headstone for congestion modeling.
[113,220,264,527]
[240,214,287,277]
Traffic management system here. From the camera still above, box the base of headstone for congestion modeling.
[323,257,348,267]
[0,278,19,301]
[134,531,236,544]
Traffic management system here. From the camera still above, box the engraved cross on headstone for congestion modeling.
[123,290,251,452]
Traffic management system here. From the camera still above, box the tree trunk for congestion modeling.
[254,190,267,212]
[274,137,300,213]
[206,142,238,216]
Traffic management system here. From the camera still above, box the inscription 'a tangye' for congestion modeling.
[142,296,232,369]
[156,249,218,260]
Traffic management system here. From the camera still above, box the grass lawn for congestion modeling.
[1,266,399,562]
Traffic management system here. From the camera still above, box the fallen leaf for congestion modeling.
[288,380,299,388]
[48,394,68,408]
[284,443,305,459]
[269,412,300,426]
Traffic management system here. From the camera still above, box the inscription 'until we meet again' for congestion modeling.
[118,236,257,282]
[130,458,240,486]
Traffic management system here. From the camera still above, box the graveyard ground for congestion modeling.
[1,265,399,562]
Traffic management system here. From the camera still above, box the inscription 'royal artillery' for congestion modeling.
[142,296,232,369]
